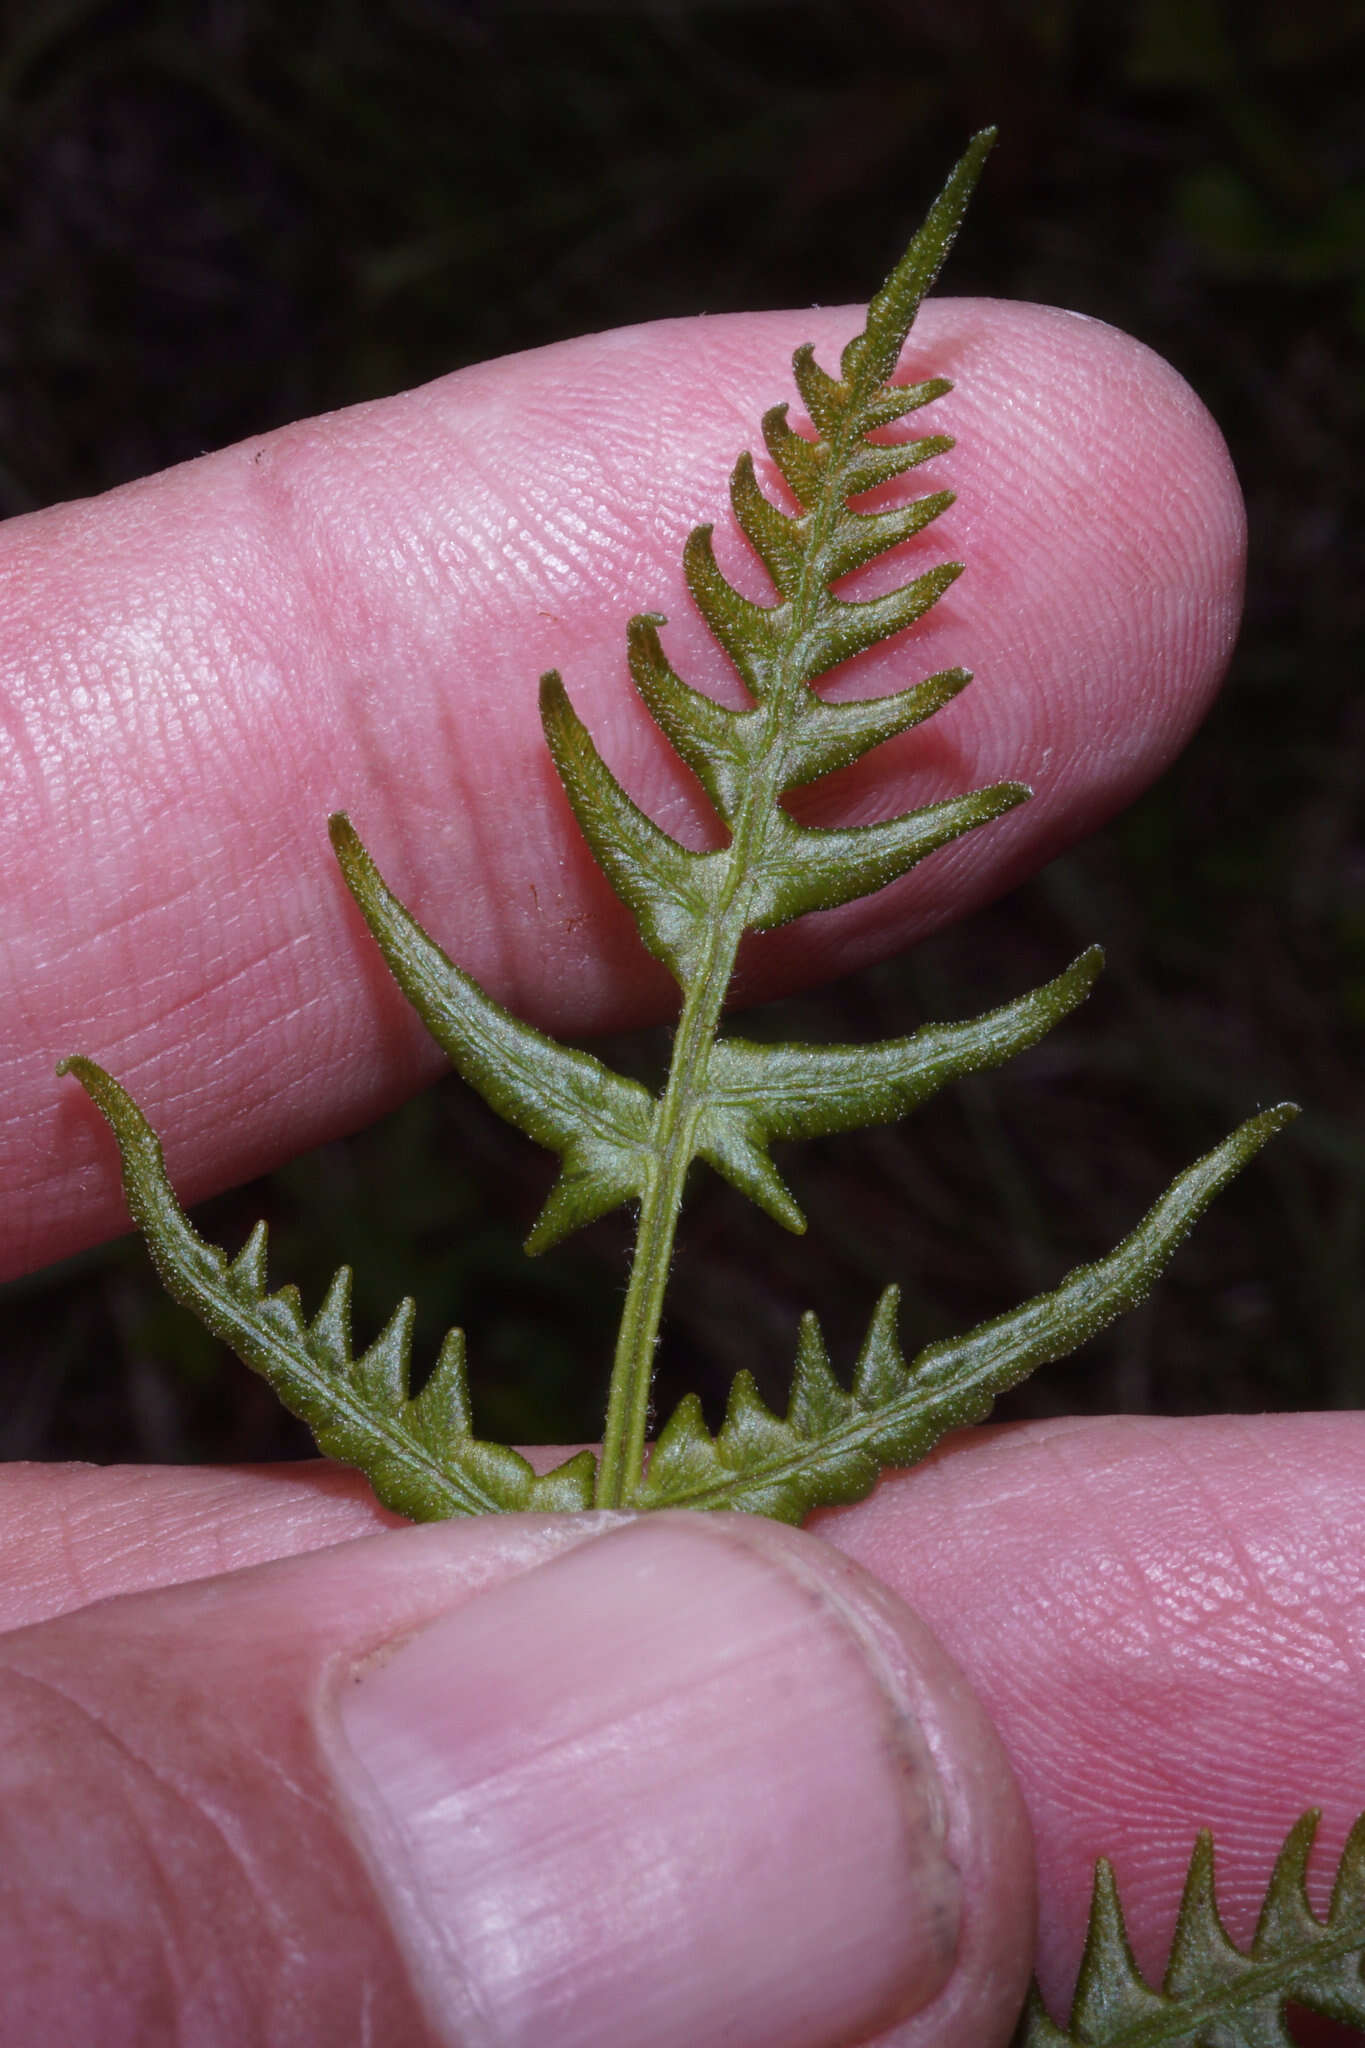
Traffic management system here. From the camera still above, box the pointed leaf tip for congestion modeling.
[844,128,998,388]
[1258,1100,1300,1133]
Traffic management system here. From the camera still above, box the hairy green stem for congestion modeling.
[594,356,899,1506]
[592,932,733,1506]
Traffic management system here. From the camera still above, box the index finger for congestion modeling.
[0,297,1243,1278]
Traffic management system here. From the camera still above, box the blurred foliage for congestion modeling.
[0,0,1361,1464]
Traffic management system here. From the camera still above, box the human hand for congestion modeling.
[2,297,1359,2048]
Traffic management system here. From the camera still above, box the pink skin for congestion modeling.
[1,1434,1362,2045]
[0,295,1350,2045]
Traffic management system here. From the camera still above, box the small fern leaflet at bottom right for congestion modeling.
[1018,1810,1365,2046]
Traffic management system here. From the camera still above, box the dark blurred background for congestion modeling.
[0,0,1361,1467]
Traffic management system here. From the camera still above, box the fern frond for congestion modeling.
[296,132,1296,1515]
[636,1105,1296,1517]
[61,131,1298,1540]
[1016,1810,1365,2046]
[780,662,972,788]
[58,1057,596,1518]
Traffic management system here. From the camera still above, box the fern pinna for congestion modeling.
[1019,1811,1365,2046]
[63,129,1293,1522]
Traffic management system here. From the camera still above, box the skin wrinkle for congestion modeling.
[139,1770,296,2020]
[282,425,555,989]
[404,440,539,613]
[70,572,241,815]
[12,598,341,1187]
[435,706,531,1027]
[0,1466,397,1632]
[236,1732,334,1829]
[1138,1451,1293,1677]
[1032,1425,1188,1683]
[1136,1432,1332,1669]
[0,1662,200,2029]
[1165,1437,1364,1689]
[43,912,320,1120]
[47,880,218,1018]
[234,465,369,817]
[0,657,50,821]
[944,335,1236,744]
[1104,1469,1307,1694]
[56,1499,95,1617]
[525,335,708,552]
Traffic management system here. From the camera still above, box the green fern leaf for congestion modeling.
[742,778,1030,930]
[778,663,971,788]
[61,129,1297,1533]
[538,670,727,984]
[57,1056,596,1518]
[624,612,757,823]
[636,1105,1295,1518]
[330,811,654,1254]
[1016,1810,1365,2046]
[696,947,1104,1229]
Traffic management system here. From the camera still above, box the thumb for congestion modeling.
[0,1509,1032,2048]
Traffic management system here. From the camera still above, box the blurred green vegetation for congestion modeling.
[0,0,1361,1465]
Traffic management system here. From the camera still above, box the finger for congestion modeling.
[0,1460,402,1632]
[7,1411,1359,2024]
[0,1508,1031,2048]
[2,297,1243,1276]
[819,1412,1365,2019]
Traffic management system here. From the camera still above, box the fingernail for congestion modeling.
[329,1515,961,2048]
